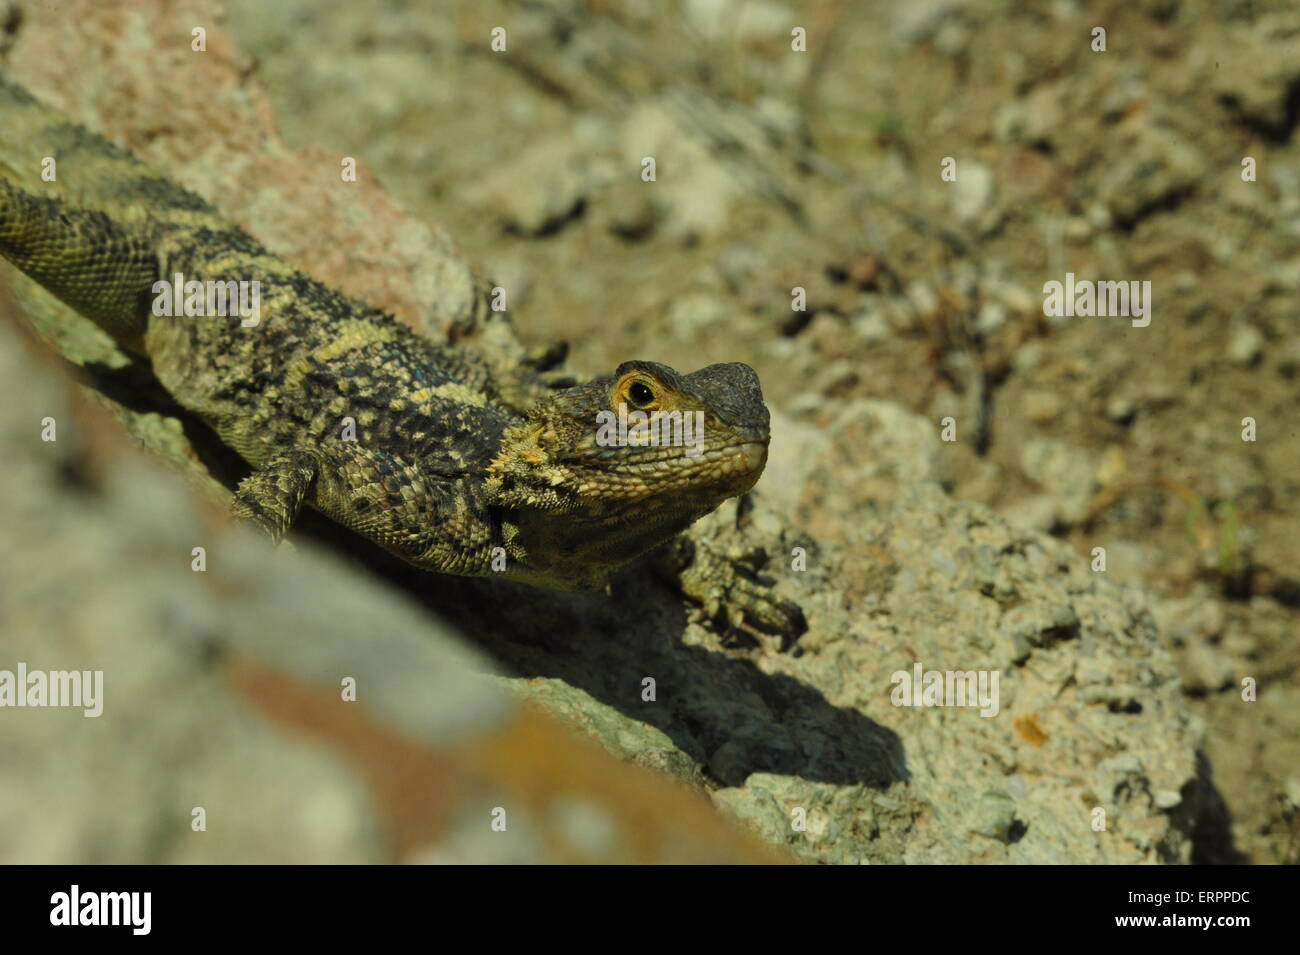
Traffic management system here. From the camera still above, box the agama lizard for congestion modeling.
[0,76,804,638]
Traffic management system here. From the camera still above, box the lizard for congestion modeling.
[0,75,805,639]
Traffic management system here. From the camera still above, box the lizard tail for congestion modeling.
[0,75,160,346]
[0,180,158,344]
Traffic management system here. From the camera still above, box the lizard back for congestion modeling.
[0,74,517,477]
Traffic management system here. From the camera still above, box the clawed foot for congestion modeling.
[652,535,807,649]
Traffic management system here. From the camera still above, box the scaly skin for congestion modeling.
[0,75,804,637]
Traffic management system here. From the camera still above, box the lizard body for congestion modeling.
[0,76,803,636]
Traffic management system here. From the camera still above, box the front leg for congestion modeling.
[231,449,320,542]
[651,531,807,648]
[232,444,497,578]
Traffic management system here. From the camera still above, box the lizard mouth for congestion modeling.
[703,439,769,495]
[561,440,768,527]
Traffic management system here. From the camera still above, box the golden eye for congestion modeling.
[615,372,660,411]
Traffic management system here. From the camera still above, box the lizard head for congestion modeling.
[486,360,770,556]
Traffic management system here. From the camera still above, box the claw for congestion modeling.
[652,533,808,649]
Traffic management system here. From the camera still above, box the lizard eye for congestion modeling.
[613,370,662,411]
[629,381,655,407]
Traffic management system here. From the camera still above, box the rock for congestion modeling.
[893,0,969,44]
[466,129,600,236]
[852,295,893,342]
[906,280,940,316]
[1099,69,1149,124]
[1266,258,1300,292]
[975,300,1008,336]
[1228,323,1265,366]
[1002,494,1060,534]
[684,0,794,42]
[1211,29,1300,136]
[1018,439,1098,527]
[992,101,1027,143]
[1022,84,1066,143]
[951,160,996,224]
[1105,395,1136,423]
[615,92,803,243]
[666,291,729,337]
[965,791,1018,840]
[1151,588,1227,646]
[1181,643,1236,694]
[1023,388,1065,424]
[794,399,944,539]
[1094,120,1207,226]
[697,484,1210,863]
